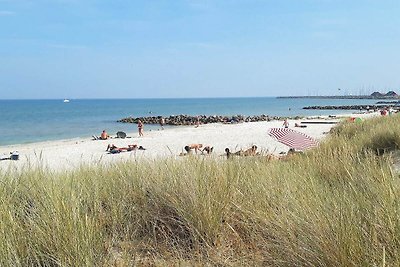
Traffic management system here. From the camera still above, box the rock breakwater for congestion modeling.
[117,114,301,125]
[375,101,400,104]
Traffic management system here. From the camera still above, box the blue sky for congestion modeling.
[1,0,400,99]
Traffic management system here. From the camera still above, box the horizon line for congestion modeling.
[0,96,281,101]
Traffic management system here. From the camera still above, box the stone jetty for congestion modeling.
[303,104,397,110]
[117,114,301,125]
[375,101,400,104]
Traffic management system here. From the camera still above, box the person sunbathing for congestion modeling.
[264,154,278,161]
[225,148,232,159]
[241,145,258,156]
[106,144,145,153]
[93,130,110,140]
[223,147,250,157]
[179,145,193,156]
[279,148,303,160]
[294,123,307,128]
[201,146,214,154]
[188,144,203,154]
[224,147,245,158]
[101,130,110,140]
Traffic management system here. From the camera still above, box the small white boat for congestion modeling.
[63,99,70,103]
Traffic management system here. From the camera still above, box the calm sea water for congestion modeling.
[0,98,379,146]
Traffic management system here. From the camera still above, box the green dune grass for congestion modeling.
[1,115,400,266]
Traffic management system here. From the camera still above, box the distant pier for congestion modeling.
[303,104,397,110]
[278,90,400,100]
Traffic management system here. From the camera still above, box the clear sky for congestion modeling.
[1,0,400,99]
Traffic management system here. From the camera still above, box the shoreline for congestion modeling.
[0,112,364,148]
[1,98,382,147]
[0,112,380,172]
[0,113,348,149]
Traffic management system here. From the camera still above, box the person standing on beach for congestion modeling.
[160,117,165,130]
[283,119,289,128]
[195,116,200,128]
[138,120,144,137]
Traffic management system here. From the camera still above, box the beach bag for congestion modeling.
[11,151,19,160]
[116,131,127,139]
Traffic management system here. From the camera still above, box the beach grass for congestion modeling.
[1,115,400,266]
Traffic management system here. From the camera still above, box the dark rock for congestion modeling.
[117,114,302,125]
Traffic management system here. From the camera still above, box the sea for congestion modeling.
[0,97,380,146]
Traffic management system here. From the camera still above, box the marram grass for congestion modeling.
[2,115,400,266]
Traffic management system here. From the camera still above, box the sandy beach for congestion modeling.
[0,113,379,172]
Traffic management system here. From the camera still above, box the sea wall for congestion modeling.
[117,114,301,125]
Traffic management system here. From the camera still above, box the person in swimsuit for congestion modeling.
[232,145,258,156]
[100,130,110,140]
[179,145,193,156]
[160,117,165,130]
[225,148,232,159]
[242,145,258,156]
[195,116,200,128]
[188,143,203,154]
[283,119,289,128]
[93,130,110,140]
[138,120,144,137]
[106,144,145,153]
[201,146,214,154]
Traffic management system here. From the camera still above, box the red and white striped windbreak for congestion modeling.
[267,128,319,151]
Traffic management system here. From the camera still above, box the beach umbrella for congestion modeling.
[267,128,319,151]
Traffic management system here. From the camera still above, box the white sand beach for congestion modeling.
[0,113,379,172]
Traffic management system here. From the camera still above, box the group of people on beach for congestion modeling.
[94,116,309,158]
[103,141,269,159]
[179,143,262,159]
[282,119,307,128]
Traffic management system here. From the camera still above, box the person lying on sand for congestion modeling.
[179,145,193,156]
[264,154,278,161]
[225,145,259,157]
[288,148,303,155]
[279,148,304,160]
[241,145,258,156]
[294,123,307,128]
[106,144,146,154]
[224,147,257,158]
[201,146,214,155]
